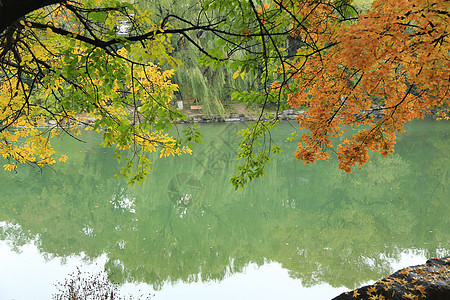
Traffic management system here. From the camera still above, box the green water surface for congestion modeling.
[0,120,448,299]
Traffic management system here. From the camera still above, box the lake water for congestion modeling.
[0,120,448,299]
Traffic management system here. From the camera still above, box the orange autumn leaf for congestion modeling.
[367,285,378,295]
[282,0,449,173]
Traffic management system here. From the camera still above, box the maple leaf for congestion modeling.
[415,285,427,297]
[283,0,449,173]
[403,293,418,300]
[400,269,410,276]
[367,286,377,295]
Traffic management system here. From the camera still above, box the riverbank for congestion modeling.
[39,104,447,128]
[176,103,448,124]
[177,103,299,123]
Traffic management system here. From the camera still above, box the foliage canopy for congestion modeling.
[0,0,195,184]
[0,0,448,187]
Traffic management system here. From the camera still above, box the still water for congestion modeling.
[0,120,448,299]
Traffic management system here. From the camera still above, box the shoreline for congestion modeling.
[15,106,447,129]
[174,109,300,124]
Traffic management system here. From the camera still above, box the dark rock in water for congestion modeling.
[332,256,450,300]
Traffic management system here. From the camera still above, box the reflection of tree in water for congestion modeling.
[189,122,241,177]
[0,122,449,291]
[159,123,241,241]
[0,139,137,259]
[167,172,202,207]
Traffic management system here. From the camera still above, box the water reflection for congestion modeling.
[0,121,448,294]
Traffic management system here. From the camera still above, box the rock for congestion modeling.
[225,118,241,122]
[370,105,385,119]
[192,115,203,122]
[333,256,450,300]
[85,117,96,124]
[283,109,294,115]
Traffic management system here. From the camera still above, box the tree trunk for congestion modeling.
[0,0,62,32]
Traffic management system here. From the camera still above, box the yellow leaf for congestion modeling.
[416,285,426,296]
[240,72,245,80]
[402,293,417,300]
[367,286,377,295]
[3,163,17,171]
[232,70,240,79]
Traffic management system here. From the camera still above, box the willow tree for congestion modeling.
[140,0,257,116]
